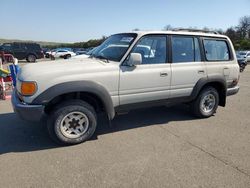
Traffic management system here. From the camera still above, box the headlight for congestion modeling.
[20,81,37,96]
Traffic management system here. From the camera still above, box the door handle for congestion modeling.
[160,72,168,77]
[198,70,205,74]
[223,67,230,76]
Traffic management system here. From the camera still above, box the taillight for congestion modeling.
[232,78,239,87]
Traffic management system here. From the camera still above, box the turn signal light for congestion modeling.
[21,81,37,96]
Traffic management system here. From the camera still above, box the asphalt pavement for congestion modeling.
[0,63,250,188]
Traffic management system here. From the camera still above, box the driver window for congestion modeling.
[131,36,167,64]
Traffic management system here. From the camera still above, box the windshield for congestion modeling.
[239,52,247,56]
[236,54,242,59]
[86,47,98,55]
[91,33,137,62]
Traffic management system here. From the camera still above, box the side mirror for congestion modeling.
[126,53,142,66]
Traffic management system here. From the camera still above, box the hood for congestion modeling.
[18,58,111,81]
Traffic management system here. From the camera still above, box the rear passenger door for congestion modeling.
[12,43,27,59]
[170,35,207,98]
[202,38,235,84]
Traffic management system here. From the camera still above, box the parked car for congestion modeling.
[12,30,240,145]
[51,49,76,59]
[73,47,98,59]
[237,54,247,72]
[73,48,87,55]
[238,51,250,57]
[237,51,250,62]
[45,48,74,58]
[45,49,55,58]
[0,42,44,62]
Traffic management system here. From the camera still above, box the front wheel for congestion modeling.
[26,54,36,62]
[47,100,97,145]
[191,87,219,118]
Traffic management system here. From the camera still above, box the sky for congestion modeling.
[0,0,250,43]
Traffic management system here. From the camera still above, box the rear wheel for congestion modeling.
[47,100,97,145]
[191,87,219,118]
[64,54,71,59]
[26,54,36,62]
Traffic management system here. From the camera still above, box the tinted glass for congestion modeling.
[204,39,230,61]
[131,36,167,64]
[172,36,195,63]
[1,43,12,51]
[26,43,41,50]
[239,52,246,56]
[13,44,21,50]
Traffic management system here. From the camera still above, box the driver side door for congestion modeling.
[119,35,171,106]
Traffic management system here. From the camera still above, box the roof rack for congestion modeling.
[172,28,219,34]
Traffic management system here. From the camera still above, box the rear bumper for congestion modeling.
[227,86,240,96]
[11,90,45,122]
[36,53,44,59]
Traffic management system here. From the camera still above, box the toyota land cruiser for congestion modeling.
[12,30,240,145]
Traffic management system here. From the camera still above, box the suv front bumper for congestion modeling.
[227,86,240,96]
[11,90,45,122]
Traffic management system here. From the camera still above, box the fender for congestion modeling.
[32,81,115,119]
[191,75,227,106]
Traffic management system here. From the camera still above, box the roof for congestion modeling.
[124,30,228,39]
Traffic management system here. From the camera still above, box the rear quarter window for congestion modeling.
[203,39,230,61]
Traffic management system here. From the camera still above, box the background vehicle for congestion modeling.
[73,48,87,55]
[237,54,247,72]
[246,54,250,63]
[45,49,55,58]
[0,42,44,62]
[51,48,76,59]
[237,51,250,62]
[237,51,250,57]
[73,47,98,59]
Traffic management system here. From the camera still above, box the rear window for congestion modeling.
[203,39,230,61]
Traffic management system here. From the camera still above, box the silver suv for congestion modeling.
[12,30,240,145]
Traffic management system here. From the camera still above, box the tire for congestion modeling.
[26,54,36,62]
[47,100,97,145]
[240,65,245,72]
[64,54,71,59]
[191,87,219,118]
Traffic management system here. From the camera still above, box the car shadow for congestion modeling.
[0,105,195,154]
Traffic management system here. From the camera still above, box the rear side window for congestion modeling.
[13,43,21,50]
[171,36,201,63]
[203,39,230,61]
[25,44,41,51]
[2,43,12,51]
